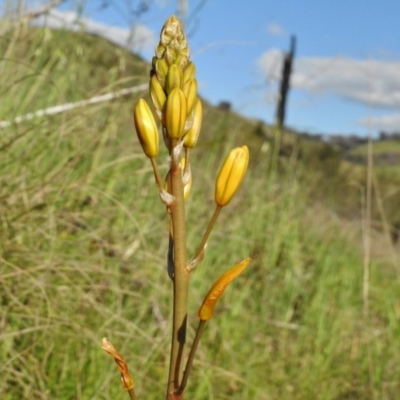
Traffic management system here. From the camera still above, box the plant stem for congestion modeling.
[167,229,174,280]
[150,157,164,190]
[127,388,137,400]
[166,142,189,398]
[192,206,222,263]
[176,320,206,396]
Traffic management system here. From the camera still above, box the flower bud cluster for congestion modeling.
[133,15,201,202]
[133,15,250,208]
[150,15,201,147]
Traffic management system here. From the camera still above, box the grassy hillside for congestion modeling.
[1,23,400,400]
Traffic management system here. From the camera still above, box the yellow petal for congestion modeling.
[198,258,251,321]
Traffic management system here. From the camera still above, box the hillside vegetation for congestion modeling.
[1,24,400,400]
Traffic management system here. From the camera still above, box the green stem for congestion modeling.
[176,320,206,396]
[150,157,164,190]
[166,141,189,397]
[190,206,222,267]
[127,388,137,400]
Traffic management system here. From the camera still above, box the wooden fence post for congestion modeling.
[276,35,296,129]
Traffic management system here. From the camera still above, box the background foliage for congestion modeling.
[1,24,400,399]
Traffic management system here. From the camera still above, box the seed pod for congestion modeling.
[133,99,159,158]
[215,146,249,207]
[198,258,251,321]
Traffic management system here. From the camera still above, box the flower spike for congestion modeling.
[128,15,251,399]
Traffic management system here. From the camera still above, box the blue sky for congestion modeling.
[12,0,400,136]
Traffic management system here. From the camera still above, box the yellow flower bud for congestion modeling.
[149,75,167,121]
[184,99,202,148]
[155,45,165,59]
[183,62,196,83]
[198,258,251,321]
[156,15,189,68]
[153,58,169,89]
[166,88,187,139]
[182,78,198,115]
[215,146,249,207]
[175,54,189,71]
[166,64,183,94]
[160,16,187,52]
[133,99,159,158]
[165,47,177,66]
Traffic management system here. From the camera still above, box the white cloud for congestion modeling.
[31,9,157,55]
[358,113,400,132]
[267,23,285,37]
[257,49,283,80]
[258,49,400,109]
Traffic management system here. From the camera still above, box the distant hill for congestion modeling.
[1,25,399,226]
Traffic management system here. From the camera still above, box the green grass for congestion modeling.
[351,140,400,157]
[1,23,400,400]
